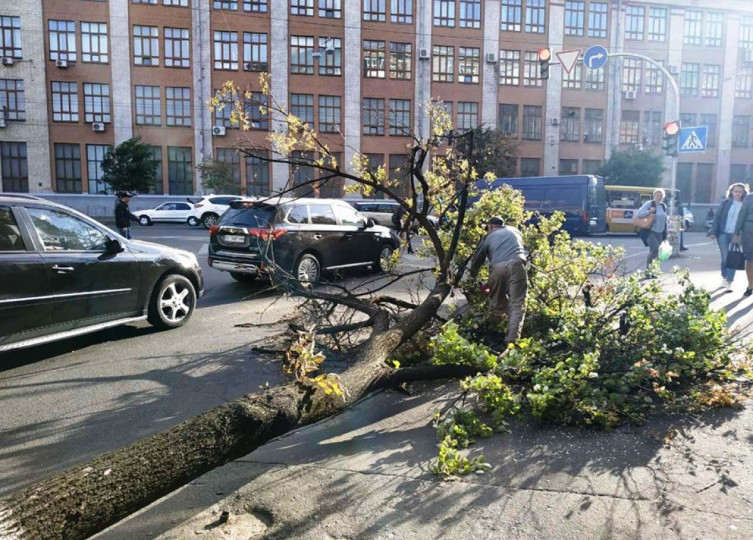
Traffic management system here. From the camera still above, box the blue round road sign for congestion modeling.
[584,45,608,70]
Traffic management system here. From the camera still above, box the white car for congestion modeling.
[186,195,243,228]
[136,201,194,226]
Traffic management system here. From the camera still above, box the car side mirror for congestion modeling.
[364,218,375,228]
[106,238,124,254]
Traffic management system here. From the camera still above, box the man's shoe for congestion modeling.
[720,278,729,289]
[680,246,689,251]
[726,280,734,292]
[744,288,753,298]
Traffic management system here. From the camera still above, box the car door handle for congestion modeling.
[52,265,75,273]
[313,234,323,239]
[343,234,353,239]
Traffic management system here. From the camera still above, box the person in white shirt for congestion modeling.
[708,183,748,292]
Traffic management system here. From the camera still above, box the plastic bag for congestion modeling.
[657,240,672,262]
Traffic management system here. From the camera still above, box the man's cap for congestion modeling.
[487,216,505,226]
[117,191,134,198]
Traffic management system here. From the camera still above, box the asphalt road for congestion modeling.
[0,227,731,498]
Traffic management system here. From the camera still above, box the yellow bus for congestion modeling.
[605,185,683,233]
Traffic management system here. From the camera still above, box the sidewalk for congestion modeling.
[94,233,753,539]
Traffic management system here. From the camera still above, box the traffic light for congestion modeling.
[662,121,680,156]
[538,48,551,80]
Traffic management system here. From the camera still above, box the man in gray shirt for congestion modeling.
[469,216,528,344]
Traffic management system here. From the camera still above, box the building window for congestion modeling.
[645,62,663,94]
[389,98,410,136]
[432,45,454,83]
[83,83,110,123]
[0,16,21,59]
[0,79,24,120]
[389,42,412,80]
[621,58,641,93]
[680,63,699,96]
[216,148,241,190]
[584,108,603,143]
[559,159,578,175]
[643,110,662,145]
[164,28,189,68]
[437,101,452,136]
[133,26,159,66]
[168,146,193,194]
[520,157,540,177]
[318,0,341,18]
[523,51,542,87]
[457,102,478,133]
[388,154,408,195]
[245,91,268,130]
[318,153,342,198]
[81,22,109,63]
[318,95,341,133]
[135,85,161,125]
[291,0,314,16]
[166,87,191,126]
[731,164,748,183]
[363,97,385,135]
[434,1,455,27]
[458,47,479,84]
[564,1,584,37]
[501,0,522,32]
[522,105,542,140]
[582,159,601,175]
[363,40,385,78]
[588,2,608,38]
[51,81,79,122]
[245,153,270,196]
[498,104,518,136]
[243,0,267,12]
[242,32,267,72]
[55,144,82,193]
[49,20,77,62]
[741,16,753,50]
[363,0,386,22]
[0,142,27,192]
[585,65,604,91]
[213,31,238,70]
[133,0,158,4]
[683,11,702,46]
[499,49,520,86]
[525,0,545,34]
[213,90,237,128]
[213,1,238,10]
[619,110,639,144]
[318,37,342,76]
[705,13,723,47]
[733,116,750,148]
[560,107,580,142]
[149,146,163,194]
[562,64,582,89]
[680,112,696,129]
[624,6,644,40]
[290,36,314,74]
[391,0,412,24]
[701,64,720,98]
[163,0,189,6]
[291,93,314,124]
[291,151,315,197]
[86,144,109,194]
[700,114,717,148]
[736,70,753,99]
[459,0,481,29]
[647,7,666,42]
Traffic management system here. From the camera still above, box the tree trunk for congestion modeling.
[0,284,453,540]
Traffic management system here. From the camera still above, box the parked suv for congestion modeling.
[186,195,243,228]
[348,199,439,230]
[0,194,203,353]
[208,198,399,283]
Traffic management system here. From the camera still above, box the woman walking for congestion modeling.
[733,188,753,297]
[635,188,668,274]
[708,183,748,292]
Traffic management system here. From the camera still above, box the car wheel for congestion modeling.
[147,274,197,330]
[187,216,200,227]
[201,213,219,228]
[139,215,152,226]
[230,272,256,282]
[294,253,320,284]
[374,244,395,273]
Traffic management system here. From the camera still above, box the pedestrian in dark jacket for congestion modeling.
[115,191,139,239]
[708,183,748,292]
[392,205,414,254]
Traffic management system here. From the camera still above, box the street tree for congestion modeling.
[454,127,518,179]
[101,137,158,194]
[597,148,664,186]
[196,158,241,194]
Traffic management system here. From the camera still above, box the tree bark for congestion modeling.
[0,284,454,540]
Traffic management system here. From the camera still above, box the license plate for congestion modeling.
[222,234,245,244]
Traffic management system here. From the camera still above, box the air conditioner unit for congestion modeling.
[1,57,14,66]
[56,59,69,68]
[212,125,226,136]
[485,52,497,64]
[624,90,637,100]
[0,117,6,128]
[92,122,105,132]
[550,117,559,126]
[141,56,153,66]
[243,61,253,71]
[418,49,430,60]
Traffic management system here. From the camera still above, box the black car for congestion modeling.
[0,194,203,353]
[208,197,400,283]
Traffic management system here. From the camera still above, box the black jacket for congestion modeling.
[115,200,138,228]
[710,198,734,237]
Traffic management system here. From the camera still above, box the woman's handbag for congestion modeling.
[632,211,655,230]
[726,244,746,271]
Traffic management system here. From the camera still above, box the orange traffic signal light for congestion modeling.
[663,121,680,156]
[538,48,550,80]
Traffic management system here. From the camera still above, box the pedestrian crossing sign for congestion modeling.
[678,126,707,153]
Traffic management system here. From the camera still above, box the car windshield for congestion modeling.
[222,205,276,228]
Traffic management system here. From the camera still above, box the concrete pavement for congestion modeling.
[93,232,753,539]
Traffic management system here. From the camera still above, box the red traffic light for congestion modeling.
[537,48,551,62]
[664,121,680,136]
